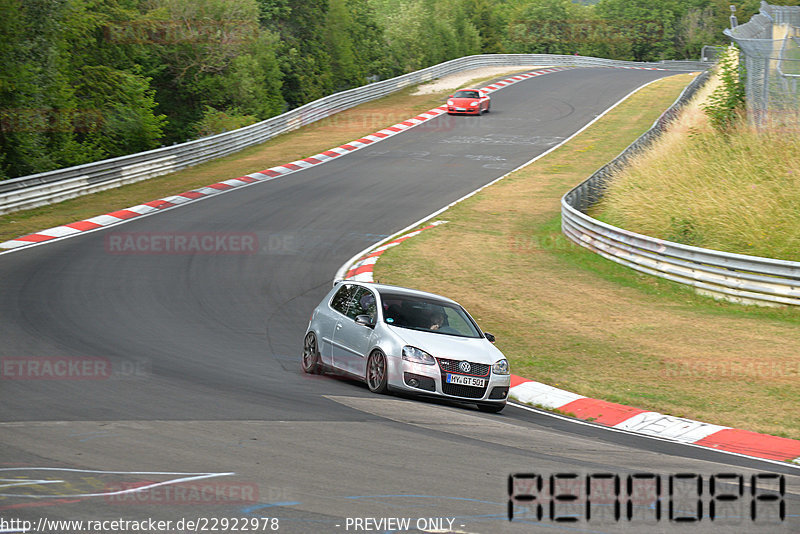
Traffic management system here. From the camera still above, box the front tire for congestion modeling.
[366,350,388,393]
[301,332,321,374]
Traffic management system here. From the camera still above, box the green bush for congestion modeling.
[192,106,258,138]
[702,46,746,132]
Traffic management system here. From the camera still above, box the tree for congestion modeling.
[593,0,683,61]
[677,7,721,59]
[325,0,361,90]
[348,0,392,80]
[465,0,505,53]
[504,0,582,55]
[140,0,284,141]
[66,1,167,157]
[74,65,166,157]
[378,1,431,72]
[0,0,103,178]
[267,0,334,108]
[432,0,481,61]
[374,0,480,73]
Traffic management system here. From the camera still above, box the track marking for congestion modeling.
[0,468,234,498]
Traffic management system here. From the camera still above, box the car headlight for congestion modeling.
[402,346,435,365]
[492,359,510,375]
[447,100,454,106]
[470,101,479,106]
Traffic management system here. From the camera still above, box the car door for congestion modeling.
[318,283,356,368]
[331,286,377,377]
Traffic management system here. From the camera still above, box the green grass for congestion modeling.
[592,115,800,262]
[373,72,800,440]
[543,213,800,325]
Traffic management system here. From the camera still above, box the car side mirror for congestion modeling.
[484,332,496,343]
[448,94,453,98]
[355,315,375,328]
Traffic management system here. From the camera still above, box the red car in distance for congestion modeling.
[446,89,490,115]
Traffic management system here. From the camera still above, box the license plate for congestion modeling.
[455,107,466,112]
[447,374,486,387]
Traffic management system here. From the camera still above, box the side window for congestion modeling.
[348,287,377,321]
[330,284,355,315]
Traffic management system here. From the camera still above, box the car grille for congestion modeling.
[437,358,490,399]
[436,358,490,377]
[442,382,488,399]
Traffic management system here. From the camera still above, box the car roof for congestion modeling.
[455,88,481,92]
[341,281,459,305]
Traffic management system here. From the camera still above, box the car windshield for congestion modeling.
[378,291,482,338]
[453,90,479,98]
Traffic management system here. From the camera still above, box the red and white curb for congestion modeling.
[342,221,448,282]
[0,67,574,251]
[340,223,800,465]
[511,376,800,463]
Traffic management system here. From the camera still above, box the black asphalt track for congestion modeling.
[0,68,796,533]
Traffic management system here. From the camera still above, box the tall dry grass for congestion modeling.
[592,77,800,262]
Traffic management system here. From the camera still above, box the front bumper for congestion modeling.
[447,106,480,115]
[388,356,510,403]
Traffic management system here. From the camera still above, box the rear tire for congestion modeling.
[366,350,388,394]
[477,402,505,413]
[301,332,321,374]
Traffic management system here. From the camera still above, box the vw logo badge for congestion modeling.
[458,361,471,373]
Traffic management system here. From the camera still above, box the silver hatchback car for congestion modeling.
[302,281,511,412]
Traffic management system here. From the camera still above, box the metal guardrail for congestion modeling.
[0,54,709,215]
[561,70,800,306]
[700,45,726,62]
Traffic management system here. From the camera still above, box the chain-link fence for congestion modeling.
[725,2,800,128]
